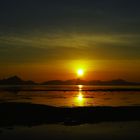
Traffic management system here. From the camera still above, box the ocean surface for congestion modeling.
[0,85,140,140]
[0,85,140,107]
[0,122,140,140]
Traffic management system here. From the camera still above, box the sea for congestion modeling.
[0,85,140,140]
[0,85,140,107]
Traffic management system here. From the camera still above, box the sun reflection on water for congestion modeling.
[78,85,83,91]
[74,85,85,106]
[77,92,83,101]
[75,92,84,106]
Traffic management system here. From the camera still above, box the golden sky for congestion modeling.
[0,1,140,82]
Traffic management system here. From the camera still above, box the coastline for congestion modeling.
[0,102,140,127]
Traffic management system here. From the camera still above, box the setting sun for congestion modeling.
[77,69,84,77]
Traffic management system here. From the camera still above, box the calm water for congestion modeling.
[0,122,140,140]
[0,85,140,107]
[0,85,140,140]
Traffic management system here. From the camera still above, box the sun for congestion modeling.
[77,69,84,77]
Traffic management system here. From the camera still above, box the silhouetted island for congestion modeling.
[0,76,140,86]
[0,76,37,85]
[42,79,140,86]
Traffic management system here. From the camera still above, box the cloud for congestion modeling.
[0,0,140,35]
[0,32,140,65]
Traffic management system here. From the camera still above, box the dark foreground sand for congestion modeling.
[0,102,140,127]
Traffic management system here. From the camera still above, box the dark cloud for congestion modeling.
[0,0,140,64]
[0,0,140,33]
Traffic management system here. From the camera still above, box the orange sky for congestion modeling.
[0,1,140,82]
[1,59,140,82]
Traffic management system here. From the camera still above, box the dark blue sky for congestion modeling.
[0,0,140,34]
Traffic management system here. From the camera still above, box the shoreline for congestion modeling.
[0,102,140,127]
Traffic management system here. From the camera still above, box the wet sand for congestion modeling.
[0,102,140,127]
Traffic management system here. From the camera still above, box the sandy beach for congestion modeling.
[0,102,140,127]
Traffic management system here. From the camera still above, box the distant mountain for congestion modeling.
[0,76,140,85]
[41,79,85,85]
[88,79,140,86]
[0,76,37,85]
[42,80,65,85]
[41,79,140,86]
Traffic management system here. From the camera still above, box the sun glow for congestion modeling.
[77,69,84,77]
